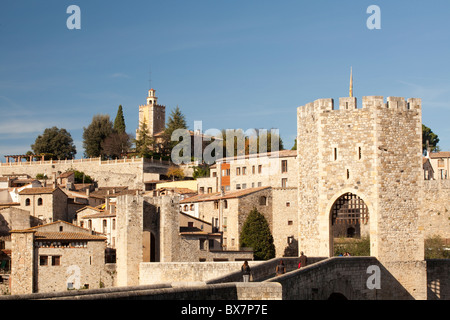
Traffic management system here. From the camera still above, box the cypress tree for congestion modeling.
[114,105,126,134]
[240,208,275,260]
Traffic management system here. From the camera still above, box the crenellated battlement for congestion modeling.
[298,96,422,117]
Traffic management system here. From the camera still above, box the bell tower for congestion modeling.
[137,88,166,140]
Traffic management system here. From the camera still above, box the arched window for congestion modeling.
[37,198,43,206]
[25,198,31,206]
[190,204,194,211]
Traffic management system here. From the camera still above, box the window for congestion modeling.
[258,182,262,187]
[223,217,227,232]
[37,198,43,206]
[39,256,48,266]
[209,239,215,250]
[288,220,293,225]
[183,205,188,211]
[334,148,338,161]
[286,202,290,207]
[199,187,205,194]
[199,239,206,250]
[358,146,362,160]
[236,167,241,176]
[52,256,61,266]
[258,165,262,174]
[281,160,288,173]
[242,183,247,189]
[252,166,255,174]
[438,159,444,167]
[25,198,31,206]
[103,220,107,233]
[242,167,247,175]
[112,219,116,230]
[207,187,212,194]
[214,201,219,209]
[281,178,288,188]
[224,200,228,209]
[259,196,267,206]
[236,184,241,190]
[190,204,194,211]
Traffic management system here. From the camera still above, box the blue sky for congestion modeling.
[1,0,450,160]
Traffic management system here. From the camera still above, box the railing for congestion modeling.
[0,157,175,167]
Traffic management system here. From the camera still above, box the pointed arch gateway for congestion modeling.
[330,192,370,255]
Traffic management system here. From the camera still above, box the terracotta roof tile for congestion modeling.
[430,151,450,159]
[34,232,106,241]
[19,187,56,195]
[180,186,270,203]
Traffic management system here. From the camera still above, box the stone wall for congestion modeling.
[10,231,34,295]
[0,158,170,190]
[272,188,298,257]
[139,261,263,285]
[34,241,107,293]
[267,257,419,300]
[421,180,450,239]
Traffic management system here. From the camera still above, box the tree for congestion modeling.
[134,121,154,158]
[239,208,275,260]
[113,105,126,134]
[422,124,440,154]
[291,138,297,151]
[219,128,284,157]
[101,132,132,159]
[192,164,210,179]
[163,105,188,155]
[82,114,114,158]
[166,166,185,181]
[31,126,76,159]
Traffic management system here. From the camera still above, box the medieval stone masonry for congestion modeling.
[0,92,449,299]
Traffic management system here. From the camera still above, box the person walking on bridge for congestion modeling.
[298,251,308,269]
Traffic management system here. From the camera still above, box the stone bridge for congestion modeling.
[1,257,448,300]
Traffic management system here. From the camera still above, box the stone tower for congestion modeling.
[136,88,166,139]
[297,96,426,299]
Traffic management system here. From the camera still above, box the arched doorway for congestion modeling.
[330,193,370,256]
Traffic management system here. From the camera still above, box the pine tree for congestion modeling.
[114,105,126,134]
[239,208,275,260]
[134,121,154,158]
[163,105,188,155]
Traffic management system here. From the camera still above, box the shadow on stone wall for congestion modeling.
[266,257,416,300]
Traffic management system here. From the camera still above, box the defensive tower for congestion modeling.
[297,96,426,299]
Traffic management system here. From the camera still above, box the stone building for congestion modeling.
[197,150,297,193]
[179,186,297,257]
[297,96,426,299]
[429,151,450,180]
[18,187,68,224]
[115,193,253,287]
[9,221,111,295]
